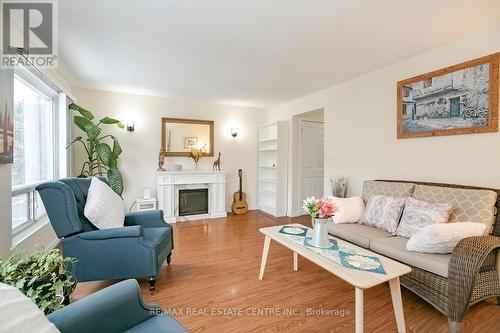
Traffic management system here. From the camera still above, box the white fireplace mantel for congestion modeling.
[157,170,226,223]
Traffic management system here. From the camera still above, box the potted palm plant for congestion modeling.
[67,103,125,195]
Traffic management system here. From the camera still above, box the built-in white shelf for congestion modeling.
[257,121,288,217]
[259,189,277,195]
[259,179,277,184]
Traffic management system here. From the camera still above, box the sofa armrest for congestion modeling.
[125,210,168,228]
[78,226,142,240]
[47,279,157,333]
[447,235,500,322]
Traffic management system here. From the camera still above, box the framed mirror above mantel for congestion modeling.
[161,118,214,157]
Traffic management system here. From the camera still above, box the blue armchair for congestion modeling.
[47,279,186,333]
[36,178,173,291]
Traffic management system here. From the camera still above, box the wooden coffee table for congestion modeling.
[258,224,411,333]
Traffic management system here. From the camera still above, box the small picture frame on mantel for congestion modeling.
[397,53,499,139]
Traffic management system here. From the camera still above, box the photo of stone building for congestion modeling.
[0,67,13,165]
[402,63,490,133]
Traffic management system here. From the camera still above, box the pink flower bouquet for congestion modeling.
[302,196,337,219]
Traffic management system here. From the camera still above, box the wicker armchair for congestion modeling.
[382,180,500,333]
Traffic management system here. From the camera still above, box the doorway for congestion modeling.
[449,97,461,117]
[299,120,324,202]
[289,109,324,216]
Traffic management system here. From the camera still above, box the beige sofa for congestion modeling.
[327,180,500,333]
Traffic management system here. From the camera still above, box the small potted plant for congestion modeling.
[302,196,337,248]
[0,247,77,314]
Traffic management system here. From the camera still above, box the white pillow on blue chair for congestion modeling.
[84,177,125,229]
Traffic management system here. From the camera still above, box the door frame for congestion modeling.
[298,118,325,210]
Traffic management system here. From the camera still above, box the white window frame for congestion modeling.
[11,66,62,235]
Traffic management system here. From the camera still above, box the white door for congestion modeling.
[300,120,324,202]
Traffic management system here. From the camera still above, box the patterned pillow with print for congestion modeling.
[396,197,452,238]
[359,195,406,234]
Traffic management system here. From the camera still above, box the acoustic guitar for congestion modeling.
[231,169,248,215]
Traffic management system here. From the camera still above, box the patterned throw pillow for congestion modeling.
[396,197,452,238]
[359,195,406,234]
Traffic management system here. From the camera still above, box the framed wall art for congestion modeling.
[397,53,499,139]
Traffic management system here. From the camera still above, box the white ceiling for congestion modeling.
[58,0,500,108]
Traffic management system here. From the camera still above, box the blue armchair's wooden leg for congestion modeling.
[166,253,172,265]
[148,276,156,293]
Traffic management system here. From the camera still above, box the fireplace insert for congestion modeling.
[178,188,209,216]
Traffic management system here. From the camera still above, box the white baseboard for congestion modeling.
[287,210,305,218]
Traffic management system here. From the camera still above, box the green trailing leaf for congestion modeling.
[95,143,112,166]
[65,136,82,149]
[108,156,117,169]
[69,103,94,120]
[99,117,125,129]
[74,116,92,132]
[84,123,101,141]
[107,167,123,196]
[112,136,122,157]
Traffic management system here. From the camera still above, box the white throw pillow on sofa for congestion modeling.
[84,177,125,229]
[407,222,488,254]
[331,196,365,224]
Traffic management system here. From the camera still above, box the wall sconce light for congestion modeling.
[231,127,238,138]
[126,121,135,132]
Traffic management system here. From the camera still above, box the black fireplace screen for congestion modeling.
[178,188,209,216]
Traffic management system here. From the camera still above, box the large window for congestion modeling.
[11,69,60,234]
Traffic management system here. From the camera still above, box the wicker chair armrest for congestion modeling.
[448,235,500,322]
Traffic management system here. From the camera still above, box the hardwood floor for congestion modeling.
[72,211,500,333]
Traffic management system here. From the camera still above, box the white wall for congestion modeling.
[71,88,267,211]
[269,23,500,205]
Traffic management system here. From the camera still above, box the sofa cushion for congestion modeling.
[361,180,415,204]
[370,236,451,277]
[411,185,497,231]
[327,222,393,248]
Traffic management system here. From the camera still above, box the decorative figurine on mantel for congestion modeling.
[212,152,221,171]
[157,147,166,171]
